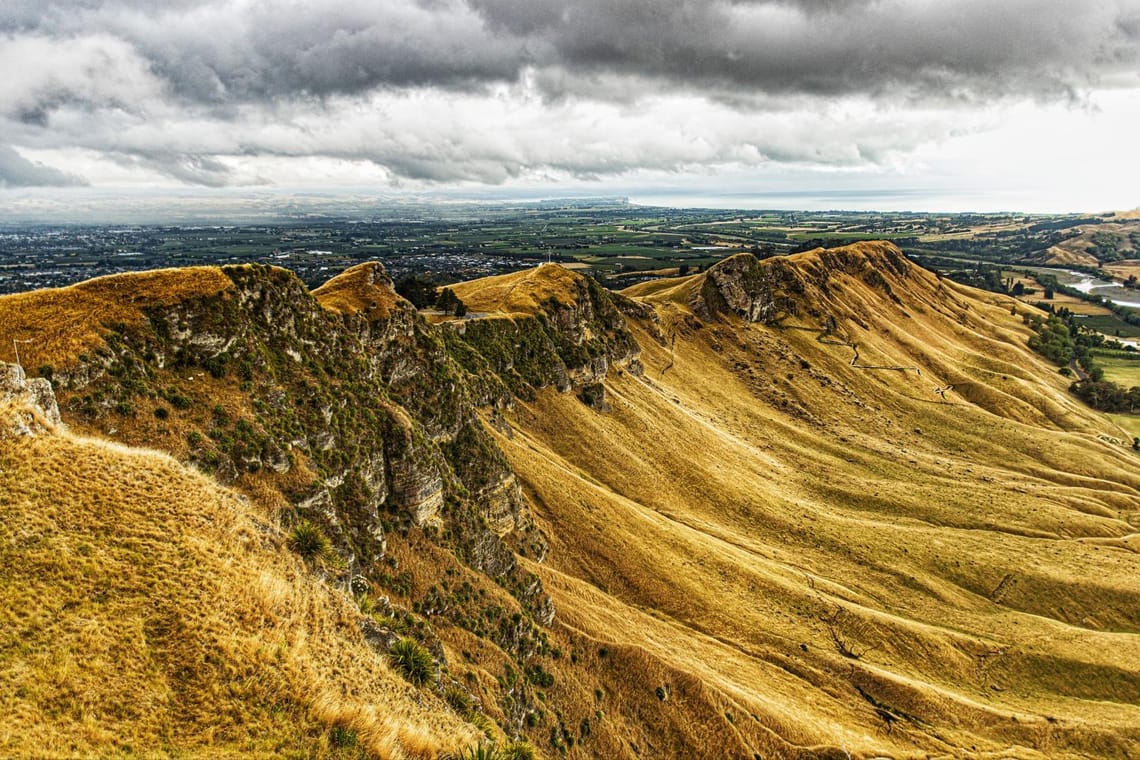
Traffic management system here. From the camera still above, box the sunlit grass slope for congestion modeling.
[449,264,584,316]
[0,267,235,369]
[0,401,480,759]
[484,244,1140,758]
[313,262,402,318]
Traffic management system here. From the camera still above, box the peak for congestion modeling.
[38,264,233,304]
[449,263,589,317]
[694,240,920,324]
[707,240,908,278]
[312,261,400,317]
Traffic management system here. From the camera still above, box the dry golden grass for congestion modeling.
[1102,259,1140,283]
[1106,413,1140,440]
[482,244,1140,758]
[0,403,481,759]
[448,264,583,316]
[313,262,402,319]
[1040,245,1099,268]
[0,267,234,370]
[1043,220,1140,267]
[1031,296,1112,316]
[5,245,1139,758]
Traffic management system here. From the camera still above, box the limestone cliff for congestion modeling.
[1,361,61,427]
[694,242,913,325]
[6,262,560,685]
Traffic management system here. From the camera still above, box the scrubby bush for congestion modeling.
[388,637,434,686]
[286,520,332,563]
[446,743,536,760]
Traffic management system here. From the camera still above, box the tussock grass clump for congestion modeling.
[287,519,334,563]
[501,741,538,760]
[445,685,474,714]
[447,741,537,760]
[388,637,435,686]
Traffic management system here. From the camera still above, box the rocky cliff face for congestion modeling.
[694,243,913,325]
[30,262,560,647]
[446,268,642,404]
[1,361,61,426]
[8,260,647,738]
[0,361,61,437]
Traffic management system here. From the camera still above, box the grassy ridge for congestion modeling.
[488,246,1140,757]
[0,402,480,759]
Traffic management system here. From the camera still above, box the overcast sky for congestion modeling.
[2,0,1139,216]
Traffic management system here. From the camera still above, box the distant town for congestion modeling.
[1,201,1134,297]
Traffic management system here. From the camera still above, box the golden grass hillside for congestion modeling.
[313,262,403,319]
[448,264,585,316]
[1035,219,1140,267]
[3,245,1139,759]
[0,267,235,371]
[0,401,482,759]
[473,244,1140,758]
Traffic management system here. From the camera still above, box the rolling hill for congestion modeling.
[1,242,1138,759]
[1026,215,1140,268]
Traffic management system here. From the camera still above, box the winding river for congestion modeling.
[1022,266,1140,309]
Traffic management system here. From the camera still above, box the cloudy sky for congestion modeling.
[2,0,1139,216]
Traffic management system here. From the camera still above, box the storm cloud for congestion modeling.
[1,0,1138,189]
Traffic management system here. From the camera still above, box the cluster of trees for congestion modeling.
[435,287,467,317]
[1027,309,1140,413]
[1027,313,1075,365]
[1069,381,1140,413]
[1088,231,1125,263]
[394,275,468,316]
[395,275,438,308]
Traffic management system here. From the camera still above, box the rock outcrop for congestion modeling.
[0,361,61,433]
[693,242,913,325]
[446,265,642,398]
[20,263,553,627]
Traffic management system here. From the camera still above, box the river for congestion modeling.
[1021,266,1140,310]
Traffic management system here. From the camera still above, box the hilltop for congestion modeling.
[488,245,1140,758]
[1,242,1138,758]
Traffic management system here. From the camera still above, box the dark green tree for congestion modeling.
[396,275,438,309]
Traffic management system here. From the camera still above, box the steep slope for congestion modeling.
[0,263,564,754]
[0,382,481,759]
[485,244,1140,758]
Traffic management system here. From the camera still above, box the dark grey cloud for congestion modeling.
[0,144,86,187]
[4,1,1138,106]
[104,150,236,187]
[1,1,1139,187]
